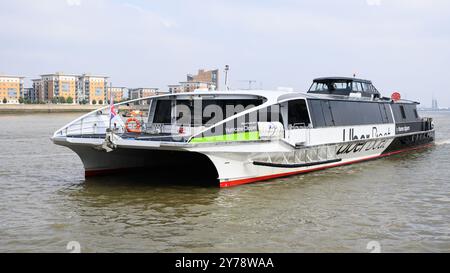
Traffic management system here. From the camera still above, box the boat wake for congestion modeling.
[436,139,450,146]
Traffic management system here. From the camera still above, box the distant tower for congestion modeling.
[432,97,438,110]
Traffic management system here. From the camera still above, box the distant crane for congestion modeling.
[238,80,257,90]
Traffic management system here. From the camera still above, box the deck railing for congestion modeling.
[52,96,162,138]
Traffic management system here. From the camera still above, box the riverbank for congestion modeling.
[0,104,101,114]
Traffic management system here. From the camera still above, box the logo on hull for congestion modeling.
[337,139,387,155]
[343,127,391,142]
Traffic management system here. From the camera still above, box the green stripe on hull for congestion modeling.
[190,131,260,143]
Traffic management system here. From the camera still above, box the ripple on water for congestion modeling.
[1,113,450,252]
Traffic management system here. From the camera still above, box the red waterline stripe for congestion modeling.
[219,143,434,188]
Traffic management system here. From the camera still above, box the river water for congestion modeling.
[0,112,449,253]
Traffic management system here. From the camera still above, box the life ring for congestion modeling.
[125,118,141,133]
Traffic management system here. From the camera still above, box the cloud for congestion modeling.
[66,0,81,7]
[0,0,449,106]
[366,0,382,6]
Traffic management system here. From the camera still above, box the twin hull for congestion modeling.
[54,125,434,187]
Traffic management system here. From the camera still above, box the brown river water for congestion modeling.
[0,112,449,252]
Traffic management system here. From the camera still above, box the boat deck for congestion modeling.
[66,132,188,142]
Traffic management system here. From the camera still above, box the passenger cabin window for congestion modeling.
[153,100,172,124]
[288,100,311,128]
[391,103,420,123]
[153,99,263,126]
[379,103,394,124]
[400,105,406,119]
[321,100,335,126]
[307,99,394,127]
[308,100,326,127]
[193,104,283,139]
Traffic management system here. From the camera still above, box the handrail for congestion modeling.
[52,94,172,138]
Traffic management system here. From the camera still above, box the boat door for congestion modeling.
[284,99,312,147]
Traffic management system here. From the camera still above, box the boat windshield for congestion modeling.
[309,81,352,92]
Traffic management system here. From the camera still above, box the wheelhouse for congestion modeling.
[308,77,380,98]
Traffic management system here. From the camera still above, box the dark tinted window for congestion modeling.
[307,100,326,127]
[400,105,406,119]
[308,99,391,127]
[404,104,420,121]
[321,100,334,126]
[153,100,172,124]
[379,103,389,123]
[391,103,419,123]
[175,99,263,126]
[288,100,311,127]
[384,104,394,123]
[307,100,334,127]
[330,101,384,126]
[392,104,404,122]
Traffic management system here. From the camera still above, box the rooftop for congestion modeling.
[313,77,372,84]
[0,75,25,79]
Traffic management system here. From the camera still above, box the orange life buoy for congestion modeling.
[125,118,141,133]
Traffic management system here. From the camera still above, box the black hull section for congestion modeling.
[62,143,220,185]
[382,130,435,154]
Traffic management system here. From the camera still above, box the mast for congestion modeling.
[108,82,113,132]
[224,65,229,91]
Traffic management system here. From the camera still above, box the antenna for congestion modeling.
[224,65,229,91]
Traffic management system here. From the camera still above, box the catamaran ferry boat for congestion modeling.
[52,77,434,187]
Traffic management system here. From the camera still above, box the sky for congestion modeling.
[0,0,449,107]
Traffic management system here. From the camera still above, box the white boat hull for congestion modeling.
[54,130,434,187]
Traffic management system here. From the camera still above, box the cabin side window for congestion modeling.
[152,99,264,126]
[378,103,394,124]
[307,100,326,127]
[400,105,406,119]
[330,101,384,126]
[190,104,283,141]
[391,103,420,123]
[383,104,394,123]
[308,99,393,128]
[306,99,334,127]
[287,100,311,128]
[321,100,335,126]
[404,104,420,121]
[153,100,172,124]
[379,103,389,123]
